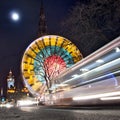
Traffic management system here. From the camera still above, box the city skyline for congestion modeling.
[0,0,120,95]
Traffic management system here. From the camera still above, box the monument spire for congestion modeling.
[38,0,47,37]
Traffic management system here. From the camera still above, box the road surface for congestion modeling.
[0,106,120,120]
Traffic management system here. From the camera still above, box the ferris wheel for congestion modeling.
[21,35,83,96]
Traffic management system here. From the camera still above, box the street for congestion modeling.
[0,106,120,120]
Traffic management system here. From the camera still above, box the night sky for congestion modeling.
[0,0,76,84]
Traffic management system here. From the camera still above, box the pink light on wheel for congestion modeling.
[44,55,66,79]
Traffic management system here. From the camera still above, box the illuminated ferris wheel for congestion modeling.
[21,35,83,96]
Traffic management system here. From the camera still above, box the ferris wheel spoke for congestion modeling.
[25,53,41,63]
[57,39,66,56]
[42,38,50,57]
[57,42,72,57]
[35,41,46,59]
[29,47,43,62]
[34,73,45,79]
[53,37,59,54]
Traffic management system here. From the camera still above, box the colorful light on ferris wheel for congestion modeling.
[21,35,83,96]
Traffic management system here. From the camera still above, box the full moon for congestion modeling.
[11,12,20,21]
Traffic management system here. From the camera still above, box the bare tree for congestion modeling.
[61,0,120,57]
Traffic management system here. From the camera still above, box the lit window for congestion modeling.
[96,59,104,63]
[115,47,120,52]
[71,74,79,78]
[80,68,89,72]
